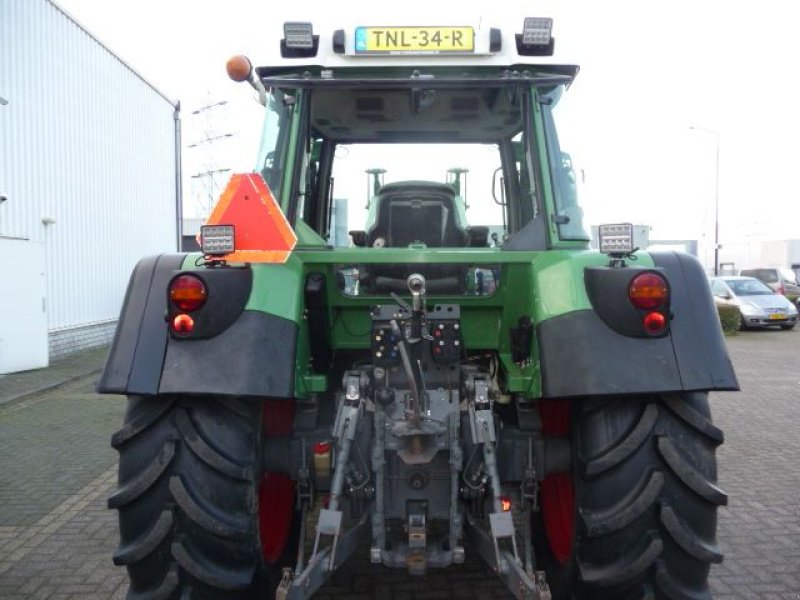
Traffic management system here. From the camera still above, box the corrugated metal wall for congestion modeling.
[0,0,178,332]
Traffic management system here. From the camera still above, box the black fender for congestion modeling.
[97,254,297,398]
[537,251,738,398]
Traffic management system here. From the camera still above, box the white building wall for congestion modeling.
[0,0,179,359]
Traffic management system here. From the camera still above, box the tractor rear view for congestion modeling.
[99,16,736,600]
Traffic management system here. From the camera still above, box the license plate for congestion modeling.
[355,26,474,54]
[769,313,786,320]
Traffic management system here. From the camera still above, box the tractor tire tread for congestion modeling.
[655,561,713,600]
[548,394,725,600]
[171,539,255,591]
[175,408,253,480]
[577,533,662,586]
[111,398,175,449]
[111,396,268,599]
[660,505,723,563]
[661,394,724,445]
[126,565,179,600]
[582,470,664,537]
[657,436,728,505]
[108,440,175,508]
[584,403,658,475]
[169,475,250,540]
[113,510,173,566]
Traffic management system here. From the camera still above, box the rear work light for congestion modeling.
[201,224,235,256]
[281,22,319,58]
[169,274,207,312]
[516,17,555,56]
[598,223,635,256]
[629,272,669,310]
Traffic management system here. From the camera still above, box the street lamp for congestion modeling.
[688,125,720,275]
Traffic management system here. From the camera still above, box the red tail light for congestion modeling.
[629,273,669,310]
[171,313,195,334]
[778,285,785,295]
[169,275,207,312]
[643,311,667,335]
[500,496,512,512]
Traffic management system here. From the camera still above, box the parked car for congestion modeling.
[710,276,798,330]
[740,266,800,306]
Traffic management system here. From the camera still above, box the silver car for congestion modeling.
[710,276,798,330]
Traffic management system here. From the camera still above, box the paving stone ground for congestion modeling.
[0,329,798,598]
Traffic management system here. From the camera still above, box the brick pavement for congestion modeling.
[0,331,798,598]
[709,328,800,600]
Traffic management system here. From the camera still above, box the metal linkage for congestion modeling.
[464,381,551,600]
[370,406,387,563]
[278,374,368,600]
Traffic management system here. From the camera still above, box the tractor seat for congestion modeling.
[366,181,468,248]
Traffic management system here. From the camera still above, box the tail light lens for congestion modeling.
[643,311,667,335]
[777,285,785,295]
[169,275,207,312]
[629,273,669,310]
[171,313,195,334]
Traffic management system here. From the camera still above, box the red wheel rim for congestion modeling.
[262,399,295,438]
[259,400,297,563]
[258,472,295,563]
[539,399,575,564]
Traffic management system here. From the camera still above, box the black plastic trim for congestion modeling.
[332,30,345,54]
[304,273,333,372]
[280,36,320,58]
[159,310,297,398]
[97,253,185,395]
[489,28,502,52]
[650,251,739,391]
[167,267,252,340]
[515,35,556,56]
[584,266,670,338]
[538,310,682,398]
[538,252,738,398]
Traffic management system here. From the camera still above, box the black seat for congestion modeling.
[366,181,469,248]
[362,181,469,294]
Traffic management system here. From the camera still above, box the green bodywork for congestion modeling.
[184,72,632,400]
[181,248,655,399]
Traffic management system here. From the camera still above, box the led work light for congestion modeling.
[522,18,553,46]
[201,225,235,256]
[516,17,555,56]
[598,223,635,256]
[283,22,314,49]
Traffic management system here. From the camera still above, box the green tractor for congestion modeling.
[100,17,736,600]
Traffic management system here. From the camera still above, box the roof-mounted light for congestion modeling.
[598,223,635,256]
[281,22,319,58]
[517,17,555,56]
[201,224,235,256]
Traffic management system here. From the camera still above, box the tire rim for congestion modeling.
[539,399,575,565]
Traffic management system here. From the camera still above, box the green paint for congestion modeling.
[279,93,304,213]
[295,218,327,247]
[245,254,305,321]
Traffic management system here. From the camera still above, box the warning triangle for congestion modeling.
[202,173,297,263]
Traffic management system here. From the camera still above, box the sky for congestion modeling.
[54,0,800,256]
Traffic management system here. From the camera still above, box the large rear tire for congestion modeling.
[109,396,297,599]
[536,393,726,599]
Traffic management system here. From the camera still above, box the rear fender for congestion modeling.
[536,251,738,397]
[97,254,298,398]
